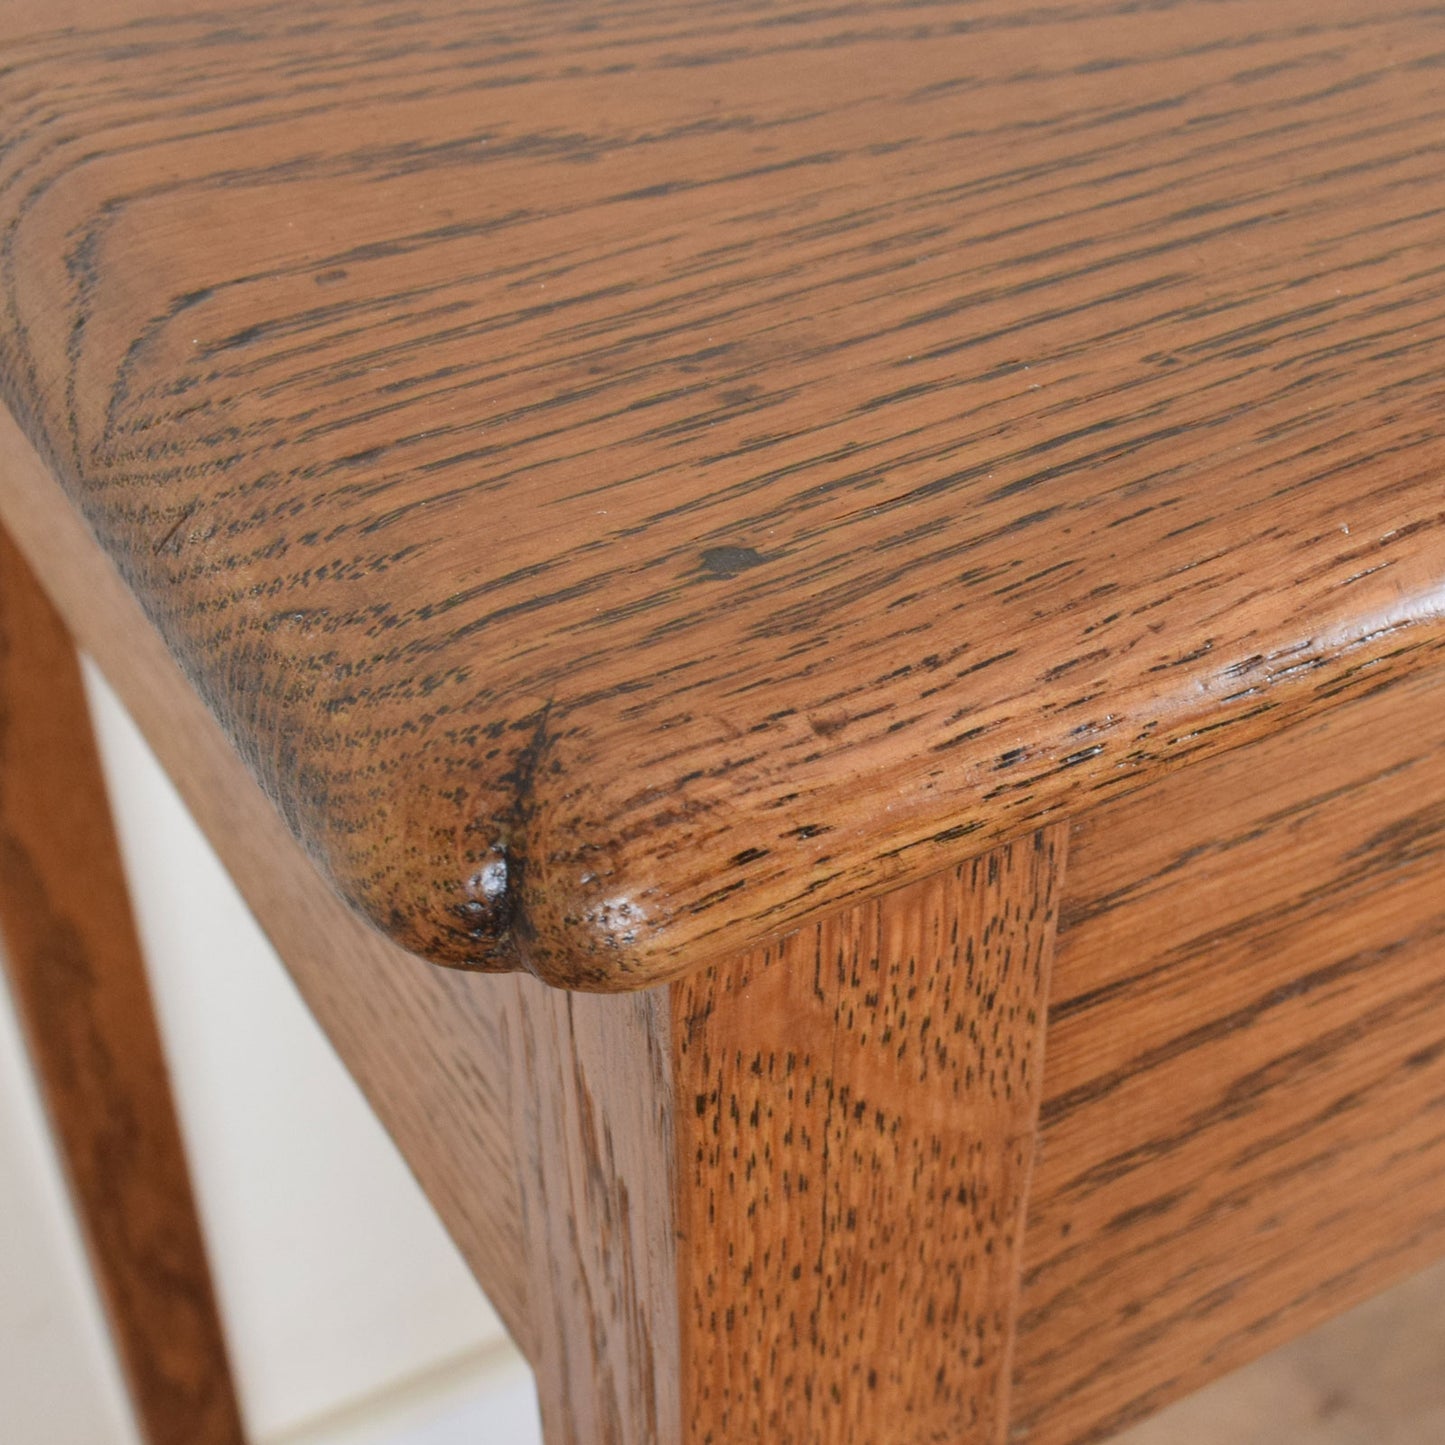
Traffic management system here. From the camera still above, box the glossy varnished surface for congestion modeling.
[3,0,1445,985]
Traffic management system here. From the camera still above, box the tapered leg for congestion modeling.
[509,827,1065,1444]
[0,525,247,1444]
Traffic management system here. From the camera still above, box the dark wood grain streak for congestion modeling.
[2,1,1443,987]
[0,524,246,1445]
[1011,667,1445,1445]
[513,828,1063,1443]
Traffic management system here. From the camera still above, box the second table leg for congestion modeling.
[0,523,247,1445]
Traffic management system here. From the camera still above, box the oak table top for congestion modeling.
[3,0,1445,989]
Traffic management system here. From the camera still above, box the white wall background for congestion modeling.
[0,663,543,1445]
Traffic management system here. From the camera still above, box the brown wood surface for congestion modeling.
[1112,1256,1445,1445]
[1012,667,1445,1445]
[5,383,1067,1439]
[0,400,532,1350]
[13,364,1445,1441]
[0,525,246,1445]
[3,0,1444,988]
[672,830,1064,1444]
[505,981,680,1445]
[515,828,1063,1444]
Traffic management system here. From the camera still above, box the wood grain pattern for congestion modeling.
[3,1,1443,987]
[516,828,1063,1444]
[1012,667,1445,1445]
[4,384,1067,1439]
[0,400,532,1349]
[0,524,246,1445]
[505,981,680,1445]
[672,829,1064,1444]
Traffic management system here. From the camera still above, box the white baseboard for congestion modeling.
[268,1345,543,1445]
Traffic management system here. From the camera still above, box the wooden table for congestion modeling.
[2,1,1444,1441]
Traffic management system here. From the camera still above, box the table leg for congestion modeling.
[0,525,247,1444]
[508,827,1064,1444]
